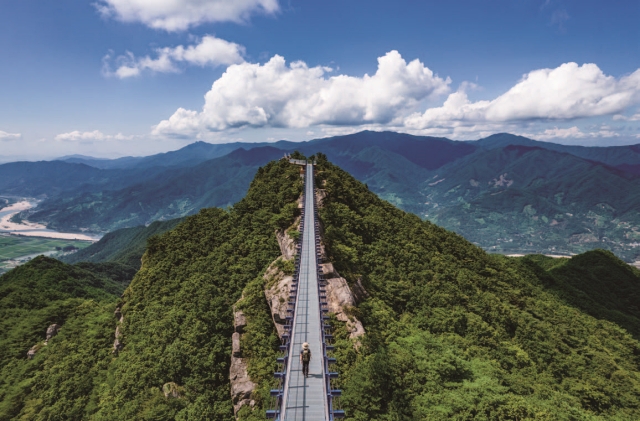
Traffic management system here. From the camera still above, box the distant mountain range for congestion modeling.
[3,131,640,261]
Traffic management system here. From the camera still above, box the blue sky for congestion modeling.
[0,0,639,159]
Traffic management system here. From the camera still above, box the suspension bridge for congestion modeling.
[266,161,344,421]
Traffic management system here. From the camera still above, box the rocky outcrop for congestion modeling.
[113,306,124,354]
[230,295,257,416]
[114,306,123,323]
[234,308,247,334]
[232,332,242,357]
[45,324,60,342]
[352,277,370,303]
[27,324,62,358]
[230,355,256,414]
[320,262,336,278]
[162,382,181,398]
[265,221,297,338]
[276,229,296,260]
[315,189,327,207]
[27,344,39,360]
[264,268,293,337]
[113,339,123,354]
[325,276,365,340]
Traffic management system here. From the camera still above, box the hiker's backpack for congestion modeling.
[302,348,311,362]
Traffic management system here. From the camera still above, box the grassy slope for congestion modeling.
[313,154,640,420]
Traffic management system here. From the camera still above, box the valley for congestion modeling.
[0,198,98,273]
[5,134,638,279]
[4,131,640,263]
[0,235,91,274]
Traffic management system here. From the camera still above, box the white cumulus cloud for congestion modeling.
[0,131,21,141]
[153,50,451,137]
[104,35,245,78]
[406,62,640,129]
[97,0,279,31]
[613,111,640,121]
[514,124,622,141]
[519,125,621,141]
[55,130,134,142]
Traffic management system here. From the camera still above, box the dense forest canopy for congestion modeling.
[0,155,639,420]
[313,154,640,420]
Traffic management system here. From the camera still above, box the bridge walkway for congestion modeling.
[280,163,328,420]
[268,162,343,421]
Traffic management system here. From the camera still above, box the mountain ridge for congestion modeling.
[5,130,640,261]
[1,156,640,419]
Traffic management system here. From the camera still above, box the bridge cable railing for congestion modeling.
[312,170,345,420]
[266,167,307,419]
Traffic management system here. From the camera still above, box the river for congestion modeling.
[0,198,102,241]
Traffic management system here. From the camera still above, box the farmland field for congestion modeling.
[0,235,92,270]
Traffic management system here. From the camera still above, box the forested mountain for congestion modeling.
[0,161,167,197]
[58,140,300,170]
[0,257,128,417]
[1,156,640,420]
[0,156,302,420]
[521,251,640,339]
[59,154,146,169]
[61,217,184,269]
[421,144,640,260]
[26,147,284,232]
[6,131,640,261]
[476,133,640,167]
[312,156,640,420]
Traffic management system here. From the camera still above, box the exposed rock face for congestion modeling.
[162,382,181,398]
[232,332,242,357]
[114,307,123,323]
[28,323,62,358]
[276,229,296,260]
[230,355,256,414]
[264,271,293,338]
[27,344,38,360]
[113,306,124,353]
[325,276,365,340]
[320,262,336,278]
[264,215,298,337]
[45,324,60,341]
[230,291,257,416]
[234,308,247,333]
[113,339,123,354]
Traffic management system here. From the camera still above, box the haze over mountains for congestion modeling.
[3,131,640,261]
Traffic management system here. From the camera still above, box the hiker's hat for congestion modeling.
[303,342,309,349]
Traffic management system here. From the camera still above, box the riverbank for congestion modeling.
[0,200,101,241]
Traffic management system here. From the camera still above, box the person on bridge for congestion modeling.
[300,342,311,378]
